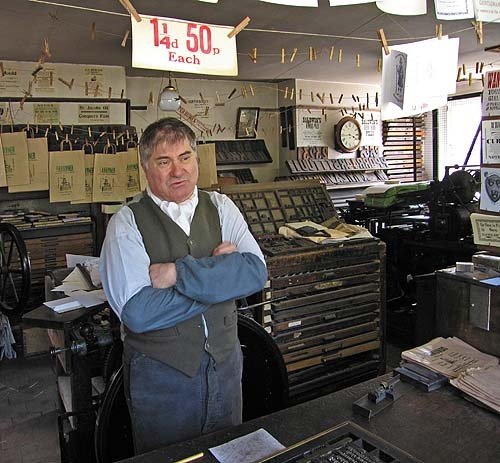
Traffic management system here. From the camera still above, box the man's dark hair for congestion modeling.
[139,117,196,167]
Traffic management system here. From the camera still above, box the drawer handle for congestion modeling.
[314,281,341,290]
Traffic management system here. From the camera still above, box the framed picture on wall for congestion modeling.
[236,107,260,139]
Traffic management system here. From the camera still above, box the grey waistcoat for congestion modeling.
[124,191,238,377]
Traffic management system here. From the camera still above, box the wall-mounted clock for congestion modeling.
[334,116,363,153]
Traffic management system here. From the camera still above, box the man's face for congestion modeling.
[144,137,199,203]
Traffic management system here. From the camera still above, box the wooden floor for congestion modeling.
[0,344,403,463]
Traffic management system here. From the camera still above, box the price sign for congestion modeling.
[132,15,238,76]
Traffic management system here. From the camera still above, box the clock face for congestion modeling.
[335,117,362,152]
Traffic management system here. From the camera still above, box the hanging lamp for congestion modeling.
[158,73,181,111]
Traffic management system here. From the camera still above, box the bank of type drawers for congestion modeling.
[21,224,95,309]
[221,181,386,403]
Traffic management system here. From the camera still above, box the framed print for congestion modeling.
[482,118,500,164]
[236,107,260,139]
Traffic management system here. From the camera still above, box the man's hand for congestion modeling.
[149,263,177,289]
[212,241,237,256]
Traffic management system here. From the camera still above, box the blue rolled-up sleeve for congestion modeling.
[121,285,209,333]
[175,252,267,305]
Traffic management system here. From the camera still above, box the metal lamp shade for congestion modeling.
[158,86,181,111]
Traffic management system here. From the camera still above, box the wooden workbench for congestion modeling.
[120,373,500,463]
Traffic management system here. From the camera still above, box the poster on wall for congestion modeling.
[483,71,500,117]
[33,68,56,93]
[78,104,110,123]
[34,103,61,124]
[132,15,238,76]
[0,66,20,93]
[470,213,500,247]
[360,115,382,146]
[184,96,214,121]
[473,0,500,23]
[482,119,500,164]
[434,0,474,20]
[481,167,500,212]
[0,104,9,123]
[176,106,210,134]
[84,67,105,96]
[296,111,326,147]
[0,61,125,99]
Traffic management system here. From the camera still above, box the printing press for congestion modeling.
[220,180,386,404]
[343,166,480,344]
[23,269,289,463]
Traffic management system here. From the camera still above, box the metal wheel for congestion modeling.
[0,223,31,315]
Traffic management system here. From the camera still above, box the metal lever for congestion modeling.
[50,333,113,357]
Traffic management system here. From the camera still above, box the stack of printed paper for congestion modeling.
[401,337,499,379]
[450,366,500,414]
[44,297,83,313]
[402,337,500,414]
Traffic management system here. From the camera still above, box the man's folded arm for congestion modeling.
[175,252,267,305]
[121,286,209,333]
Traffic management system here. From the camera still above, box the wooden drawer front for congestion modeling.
[274,313,379,346]
[270,261,379,290]
[266,241,382,276]
[261,240,384,399]
[272,302,380,332]
[25,232,94,308]
[271,274,380,302]
[285,339,381,373]
[278,321,379,354]
[27,233,93,260]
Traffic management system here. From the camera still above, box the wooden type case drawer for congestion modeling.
[221,181,386,401]
[263,239,385,397]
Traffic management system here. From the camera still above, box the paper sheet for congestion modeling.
[279,221,372,244]
[451,366,500,413]
[66,253,98,267]
[376,0,426,15]
[260,0,318,5]
[474,0,500,23]
[329,0,373,4]
[69,289,107,308]
[65,254,101,288]
[471,212,500,247]
[44,296,83,313]
[402,337,499,379]
[434,0,474,20]
[209,428,285,463]
[62,267,93,290]
[381,36,459,120]
[51,283,88,295]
